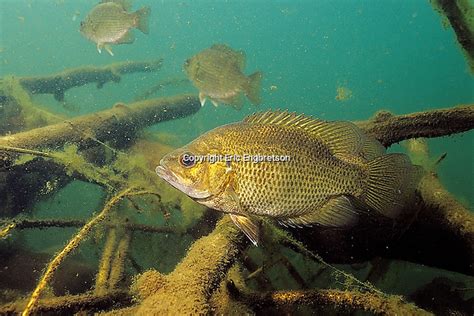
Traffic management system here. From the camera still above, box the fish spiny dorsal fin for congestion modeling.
[243,111,367,159]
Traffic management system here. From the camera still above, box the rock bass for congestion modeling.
[156,111,421,245]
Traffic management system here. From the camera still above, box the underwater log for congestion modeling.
[0,94,200,152]
[0,291,133,314]
[357,104,474,147]
[226,283,431,315]
[16,59,163,101]
[131,216,246,315]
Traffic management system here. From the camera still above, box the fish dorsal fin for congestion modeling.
[101,0,133,11]
[210,44,246,69]
[244,111,366,158]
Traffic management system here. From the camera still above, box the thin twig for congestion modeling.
[22,188,133,316]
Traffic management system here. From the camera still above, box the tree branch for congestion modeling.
[0,94,200,153]
[131,216,247,314]
[0,291,133,314]
[16,59,163,101]
[227,283,431,316]
[356,104,474,147]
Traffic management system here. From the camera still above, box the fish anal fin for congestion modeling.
[116,31,135,44]
[104,44,114,56]
[222,93,244,110]
[230,214,260,246]
[281,196,359,228]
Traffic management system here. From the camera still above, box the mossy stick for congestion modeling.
[95,228,118,295]
[356,104,474,147]
[227,283,432,316]
[108,231,132,290]
[17,59,163,101]
[0,94,201,151]
[22,188,133,316]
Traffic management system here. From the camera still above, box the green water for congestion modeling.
[1,0,472,205]
[0,0,473,314]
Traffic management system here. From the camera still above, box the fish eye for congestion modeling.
[179,152,196,168]
[80,21,84,27]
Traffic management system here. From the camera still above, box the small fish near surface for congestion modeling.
[80,0,150,56]
[184,44,263,109]
[156,111,422,246]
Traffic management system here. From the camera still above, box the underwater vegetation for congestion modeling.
[0,1,473,315]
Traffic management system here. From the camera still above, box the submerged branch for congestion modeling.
[17,59,163,101]
[0,218,178,234]
[430,0,474,72]
[357,104,474,147]
[227,283,431,316]
[0,94,200,152]
[0,291,133,315]
[22,188,133,316]
[131,216,246,314]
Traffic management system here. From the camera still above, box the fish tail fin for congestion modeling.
[365,153,423,219]
[245,71,263,105]
[135,6,151,34]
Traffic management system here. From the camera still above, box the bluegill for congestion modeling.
[184,44,262,109]
[80,0,150,56]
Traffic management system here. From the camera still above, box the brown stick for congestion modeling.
[356,104,474,147]
[0,291,133,314]
[133,216,246,315]
[227,283,431,316]
[0,94,200,151]
[17,59,163,101]
[0,218,179,234]
[430,0,474,72]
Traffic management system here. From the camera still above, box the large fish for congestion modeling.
[80,0,150,56]
[156,111,421,245]
[184,44,262,109]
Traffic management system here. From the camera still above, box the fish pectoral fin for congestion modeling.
[230,214,260,246]
[199,92,207,106]
[281,196,359,228]
[97,43,103,54]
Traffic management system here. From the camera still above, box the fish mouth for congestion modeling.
[155,165,211,200]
